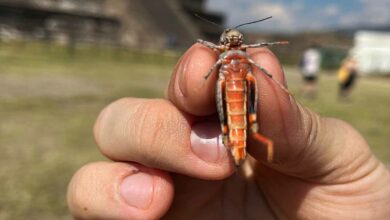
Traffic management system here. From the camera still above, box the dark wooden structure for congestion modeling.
[0,0,224,49]
[0,0,120,45]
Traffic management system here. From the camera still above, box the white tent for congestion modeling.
[353,31,390,75]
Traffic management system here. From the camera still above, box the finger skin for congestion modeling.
[246,48,385,186]
[167,44,294,159]
[167,44,287,117]
[168,44,218,116]
[167,44,299,165]
[167,44,296,164]
[167,43,382,184]
[67,162,173,220]
[255,161,390,220]
[170,44,390,219]
[94,98,234,180]
[75,43,390,220]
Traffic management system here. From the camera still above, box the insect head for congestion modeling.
[220,29,243,47]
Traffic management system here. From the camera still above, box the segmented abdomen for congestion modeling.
[225,79,247,159]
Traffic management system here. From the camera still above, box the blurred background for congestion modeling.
[0,0,389,219]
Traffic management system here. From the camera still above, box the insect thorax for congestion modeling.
[220,50,251,78]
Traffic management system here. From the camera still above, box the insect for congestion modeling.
[197,16,290,166]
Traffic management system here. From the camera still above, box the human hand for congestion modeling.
[68,44,390,219]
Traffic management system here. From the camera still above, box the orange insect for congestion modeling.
[197,16,290,166]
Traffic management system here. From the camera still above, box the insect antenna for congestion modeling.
[194,13,223,28]
[234,16,272,29]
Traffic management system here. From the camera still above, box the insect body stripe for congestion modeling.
[198,26,288,165]
[226,88,245,92]
[227,111,246,116]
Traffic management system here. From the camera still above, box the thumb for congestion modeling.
[247,49,378,184]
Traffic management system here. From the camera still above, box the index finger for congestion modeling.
[167,44,218,116]
[167,43,287,116]
[167,43,295,164]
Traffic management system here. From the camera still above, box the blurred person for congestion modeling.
[338,56,358,101]
[67,45,390,219]
[299,44,322,99]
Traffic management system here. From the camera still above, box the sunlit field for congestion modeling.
[0,42,389,219]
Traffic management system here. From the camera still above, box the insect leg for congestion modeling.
[246,73,274,163]
[216,74,228,146]
[204,59,223,80]
[244,41,289,49]
[247,58,291,95]
[197,39,225,51]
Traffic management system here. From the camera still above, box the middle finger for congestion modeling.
[94,98,234,180]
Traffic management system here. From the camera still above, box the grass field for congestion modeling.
[0,42,389,219]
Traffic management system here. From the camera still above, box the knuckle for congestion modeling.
[131,100,174,163]
[130,99,190,167]
[95,98,143,156]
[93,97,189,166]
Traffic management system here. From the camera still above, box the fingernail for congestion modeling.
[120,171,154,209]
[191,121,226,163]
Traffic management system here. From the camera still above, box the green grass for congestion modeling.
[286,70,390,164]
[0,42,177,220]
[0,42,389,219]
